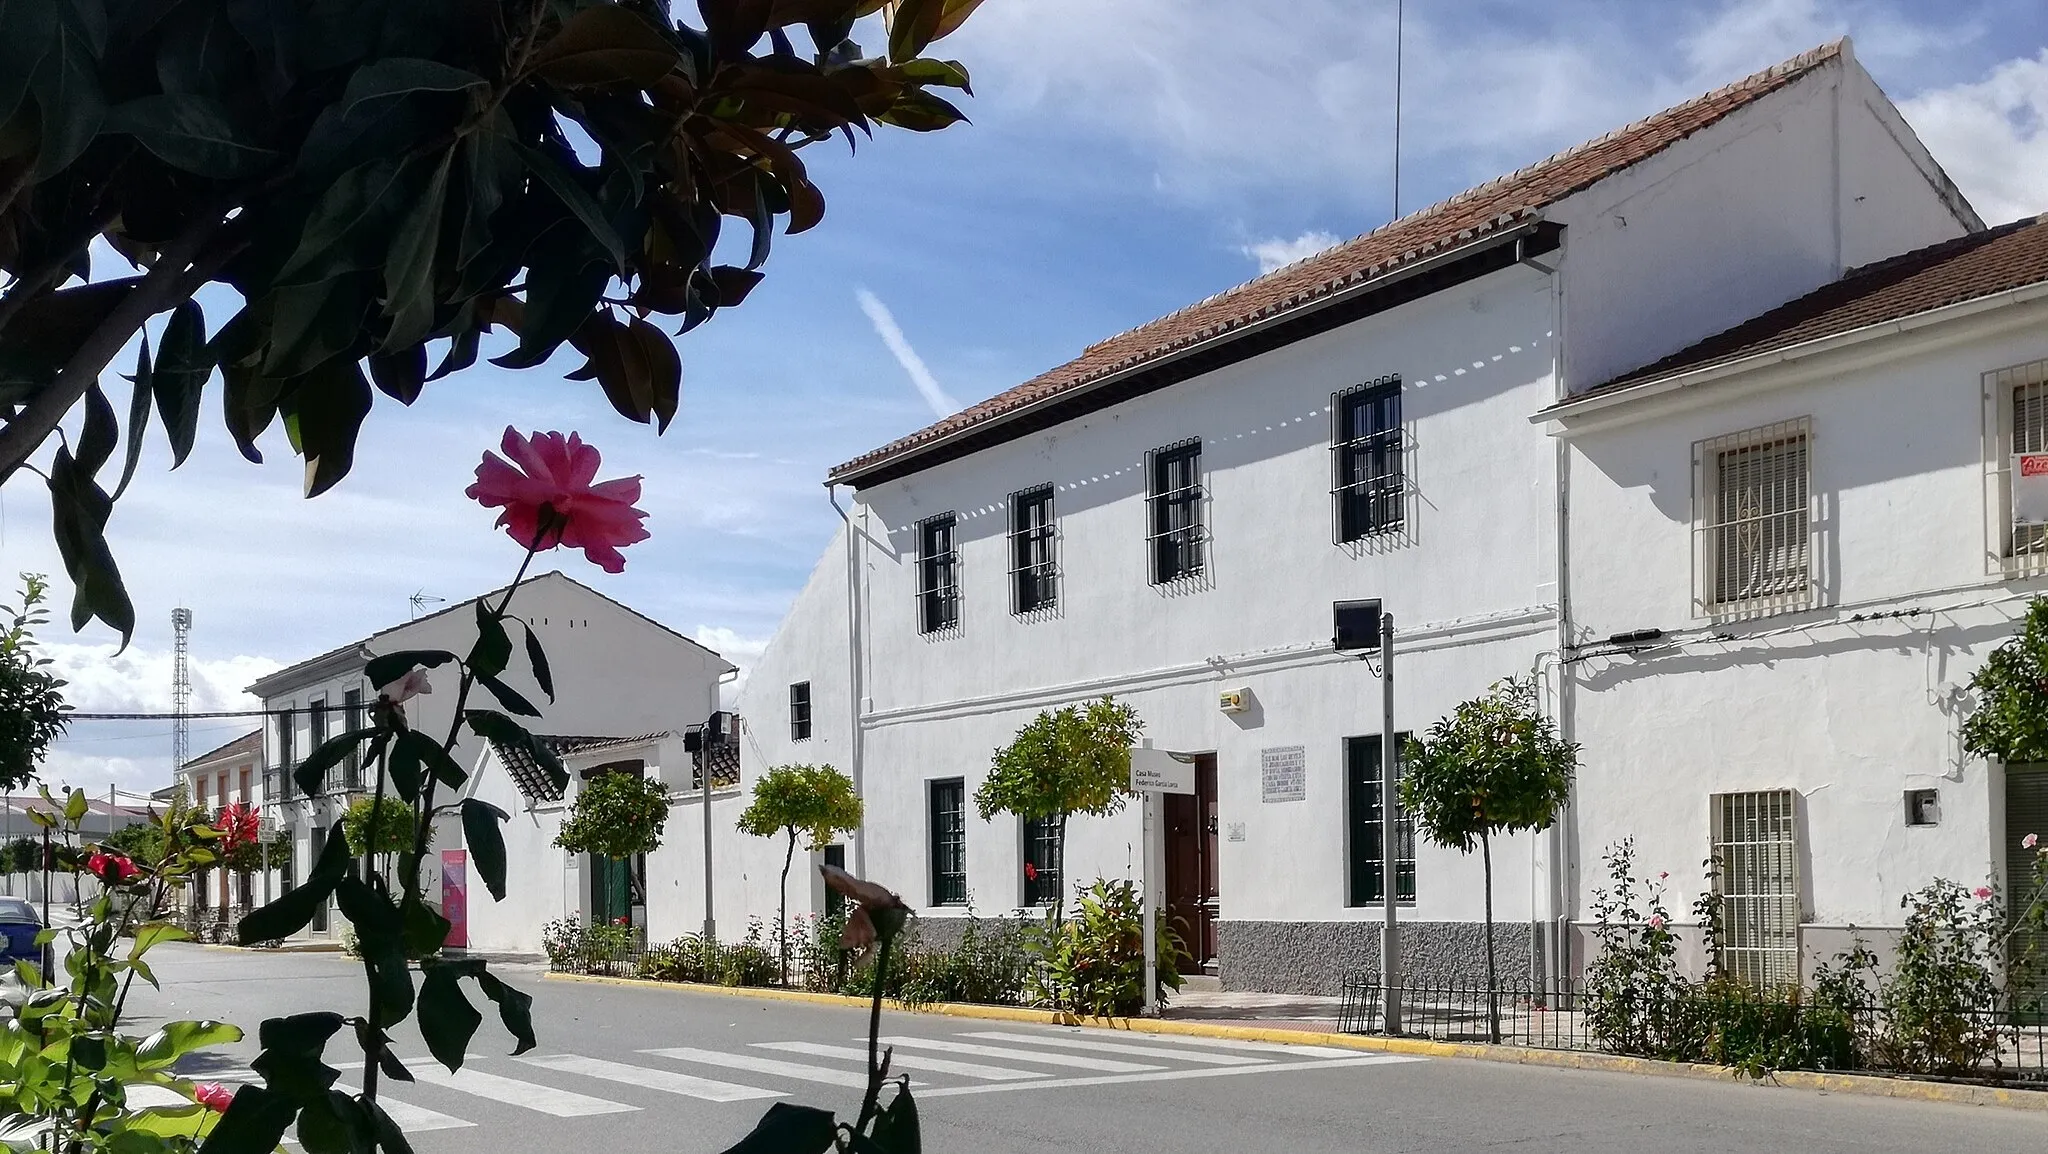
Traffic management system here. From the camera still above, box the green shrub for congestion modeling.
[1583,839,1690,1057]
[634,922,779,988]
[1028,878,1181,1017]
[1871,880,2007,1074]
[541,917,587,971]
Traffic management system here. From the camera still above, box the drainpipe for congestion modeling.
[1523,234,1573,995]
[828,483,868,879]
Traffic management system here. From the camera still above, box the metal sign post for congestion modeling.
[1379,611,1401,1035]
[1130,744,1196,1017]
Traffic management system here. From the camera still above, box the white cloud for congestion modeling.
[1902,50,2048,223]
[855,288,960,418]
[41,641,279,714]
[1242,231,1342,274]
[695,625,771,708]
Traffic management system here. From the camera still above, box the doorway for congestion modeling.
[1165,754,1219,974]
[2008,766,2047,1000]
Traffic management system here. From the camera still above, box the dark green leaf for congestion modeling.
[416,965,482,1073]
[512,143,626,271]
[294,1089,370,1154]
[104,95,280,177]
[238,880,331,944]
[469,600,511,678]
[625,317,680,433]
[0,2,57,130]
[77,380,117,479]
[153,301,209,467]
[71,1033,107,1070]
[362,1097,415,1154]
[475,675,539,718]
[46,446,135,643]
[400,889,451,958]
[29,18,106,178]
[338,58,487,114]
[410,733,469,790]
[367,346,426,404]
[717,1103,839,1154]
[869,1083,920,1154]
[381,147,453,351]
[364,649,457,690]
[887,0,945,63]
[460,799,509,902]
[466,710,567,795]
[896,57,971,92]
[708,266,763,307]
[335,875,413,1026]
[196,1083,297,1154]
[156,0,246,99]
[531,5,681,87]
[386,733,422,802]
[286,356,374,498]
[257,1012,346,1058]
[293,727,376,799]
[875,89,967,132]
[473,969,535,1055]
[112,337,154,501]
[522,624,554,701]
[699,0,773,59]
[224,0,297,98]
[275,157,417,285]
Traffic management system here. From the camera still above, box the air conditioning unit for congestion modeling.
[1218,688,1248,714]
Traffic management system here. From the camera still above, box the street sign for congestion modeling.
[1129,747,1196,794]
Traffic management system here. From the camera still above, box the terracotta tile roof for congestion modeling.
[182,728,262,770]
[830,40,1849,483]
[1575,214,2048,398]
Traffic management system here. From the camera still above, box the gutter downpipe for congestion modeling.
[829,483,868,879]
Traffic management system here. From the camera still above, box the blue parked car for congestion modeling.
[0,897,43,968]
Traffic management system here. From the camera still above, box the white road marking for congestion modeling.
[370,1094,475,1133]
[872,1036,1160,1073]
[642,1047,924,1089]
[516,1054,784,1103]
[958,1032,1271,1065]
[756,1042,1045,1082]
[917,1054,1426,1098]
[1107,1035,1370,1059]
[404,1065,639,1116]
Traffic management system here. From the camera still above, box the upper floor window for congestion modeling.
[1989,359,2048,576]
[309,695,333,793]
[276,708,295,773]
[1009,486,1058,614]
[1694,418,1813,619]
[1333,377,1403,541]
[343,687,365,790]
[917,513,959,633]
[789,681,812,742]
[1147,440,1205,584]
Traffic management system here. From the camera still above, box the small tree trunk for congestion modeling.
[778,830,796,987]
[1482,829,1500,1045]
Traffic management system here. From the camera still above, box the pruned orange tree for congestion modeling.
[0,0,981,643]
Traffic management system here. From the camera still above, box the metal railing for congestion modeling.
[1338,977,2048,1084]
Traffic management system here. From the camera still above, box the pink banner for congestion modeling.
[441,850,468,949]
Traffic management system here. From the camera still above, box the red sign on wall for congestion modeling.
[441,850,468,949]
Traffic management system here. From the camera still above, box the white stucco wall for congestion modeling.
[1560,299,2048,970]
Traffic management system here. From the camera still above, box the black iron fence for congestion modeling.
[1337,977,2048,1084]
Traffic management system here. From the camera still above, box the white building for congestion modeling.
[176,729,263,913]
[1544,214,2048,984]
[733,40,1986,994]
[247,571,733,944]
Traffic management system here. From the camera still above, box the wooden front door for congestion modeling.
[1164,754,1219,972]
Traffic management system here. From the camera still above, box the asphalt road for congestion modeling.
[122,945,2041,1154]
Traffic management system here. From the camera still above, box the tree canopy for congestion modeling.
[1400,676,1576,854]
[0,0,981,642]
[1961,596,2048,764]
[737,762,862,849]
[555,770,670,859]
[341,794,424,857]
[976,697,1144,825]
[0,574,68,790]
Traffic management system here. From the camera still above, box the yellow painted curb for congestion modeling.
[541,972,2048,1111]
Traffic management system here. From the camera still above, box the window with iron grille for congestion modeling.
[917,513,959,633]
[1987,359,2048,575]
[1147,441,1204,584]
[276,708,295,781]
[1333,378,1403,541]
[928,778,966,907]
[1022,815,1062,907]
[343,688,365,790]
[789,681,812,742]
[1695,419,1812,618]
[1712,789,1800,986]
[1009,486,1058,614]
[1346,735,1415,904]
[309,696,334,792]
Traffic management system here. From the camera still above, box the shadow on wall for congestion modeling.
[1572,611,2019,693]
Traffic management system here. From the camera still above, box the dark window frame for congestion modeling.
[928,778,967,907]
[917,513,960,633]
[1333,377,1404,542]
[1009,485,1058,614]
[1346,734,1415,905]
[1022,815,1063,908]
[1146,440,1205,584]
[789,681,813,742]
[342,687,365,790]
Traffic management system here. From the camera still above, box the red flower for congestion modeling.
[216,803,259,850]
[465,428,650,572]
[86,852,139,884]
[1023,862,1038,882]
[614,917,630,926]
[192,1083,235,1112]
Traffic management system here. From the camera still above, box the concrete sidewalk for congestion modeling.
[1162,990,1344,1031]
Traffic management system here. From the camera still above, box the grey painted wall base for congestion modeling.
[1218,920,1533,996]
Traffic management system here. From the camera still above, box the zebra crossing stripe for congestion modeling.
[872,1036,1160,1073]
[1110,1035,1366,1059]
[755,1042,1046,1082]
[403,1064,639,1115]
[369,1093,474,1133]
[516,1054,784,1103]
[642,1047,923,1089]
[957,1031,1272,1065]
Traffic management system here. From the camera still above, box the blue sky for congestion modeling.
[7,0,2048,793]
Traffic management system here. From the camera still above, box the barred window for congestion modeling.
[1023,815,1063,907]
[1333,378,1403,541]
[917,513,959,633]
[1147,441,1204,584]
[1712,790,1801,986]
[1695,419,1812,618]
[1989,360,2048,575]
[1346,734,1414,904]
[789,681,812,742]
[928,778,966,907]
[1009,486,1058,614]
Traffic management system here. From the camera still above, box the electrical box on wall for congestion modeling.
[1218,688,1248,714]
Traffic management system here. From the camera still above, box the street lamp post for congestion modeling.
[1378,611,1400,1035]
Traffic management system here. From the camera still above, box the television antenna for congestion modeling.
[408,591,446,619]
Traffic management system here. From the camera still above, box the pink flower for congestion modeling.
[377,668,432,704]
[192,1083,234,1112]
[2026,833,2040,851]
[466,428,650,573]
[1658,872,1668,881]
[1975,886,1995,900]
[1648,914,1666,929]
